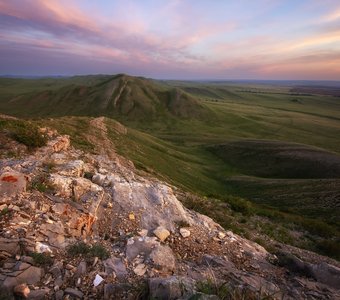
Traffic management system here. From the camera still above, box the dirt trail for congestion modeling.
[88,117,116,158]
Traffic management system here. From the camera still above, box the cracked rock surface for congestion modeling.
[0,131,339,299]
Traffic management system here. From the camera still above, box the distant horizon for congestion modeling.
[1,1,340,80]
[1,73,340,84]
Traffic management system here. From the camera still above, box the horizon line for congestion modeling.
[1,74,340,83]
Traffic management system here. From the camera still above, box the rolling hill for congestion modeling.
[0,74,212,122]
[1,75,340,260]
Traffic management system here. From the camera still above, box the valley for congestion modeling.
[1,75,340,261]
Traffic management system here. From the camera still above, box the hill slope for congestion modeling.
[0,75,212,122]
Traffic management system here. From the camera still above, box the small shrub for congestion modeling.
[0,207,9,216]
[43,161,56,172]
[226,196,254,216]
[90,244,110,259]
[175,220,190,228]
[29,252,53,266]
[196,278,230,299]
[67,241,91,256]
[31,173,55,193]
[299,219,336,238]
[316,239,340,260]
[0,207,12,221]
[67,242,109,259]
[83,171,94,180]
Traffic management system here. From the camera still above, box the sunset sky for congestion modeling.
[1,0,340,79]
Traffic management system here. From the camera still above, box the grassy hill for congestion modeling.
[0,74,212,124]
[1,75,340,259]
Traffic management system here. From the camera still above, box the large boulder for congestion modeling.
[112,181,192,231]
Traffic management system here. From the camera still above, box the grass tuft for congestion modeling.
[67,242,110,260]
[0,119,47,148]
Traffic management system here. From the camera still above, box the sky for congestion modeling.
[0,0,340,80]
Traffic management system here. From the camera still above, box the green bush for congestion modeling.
[299,218,337,238]
[67,242,109,259]
[196,279,231,299]
[226,196,254,216]
[316,239,340,260]
[90,244,110,259]
[29,252,53,266]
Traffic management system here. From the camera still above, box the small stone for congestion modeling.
[35,242,52,254]
[128,213,135,220]
[54,277,63,288]
[179,228,190,238]
[138,229,148,237]
[218,231,226,239]
[103,257,127,279]
[21,256,34,264]
[49,265,62,278]
[65,288,83,299]
[75,261,87,277]
[153,226,170,242]
[65,264,75,270]
[27,289,48,300]
[150,245,176,271]
[55,290,64,300]
[93,257,99,267]
[104,283,115,300]
[133,264,147,276]
[0,203,8,211]
[14,283,30,298]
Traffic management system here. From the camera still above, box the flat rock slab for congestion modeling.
[0,238,20,254]
[103,257,127,279]
[0,171,27,196]
[16,266,43,285]
[150,245,176,271]
[126,236,159,261]
[65,288,83,299]
[149,276,195,300]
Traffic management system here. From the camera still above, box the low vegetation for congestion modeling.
[67,242,109,260]
[195,278,278,300]
[30,173,55,193]
[0,119,47,148]
[1,75,339,261]
[29,252,53,266]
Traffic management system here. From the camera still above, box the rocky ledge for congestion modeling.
[0,132,339,299]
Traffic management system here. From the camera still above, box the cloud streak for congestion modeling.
[0,0,339,79]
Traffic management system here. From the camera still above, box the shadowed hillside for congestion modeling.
[208,140,340,179]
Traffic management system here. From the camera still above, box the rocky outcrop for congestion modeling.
[0,171,28,196]
[0,132,339,299]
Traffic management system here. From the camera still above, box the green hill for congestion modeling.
[1,75,340,259]
[0,75,212,123]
